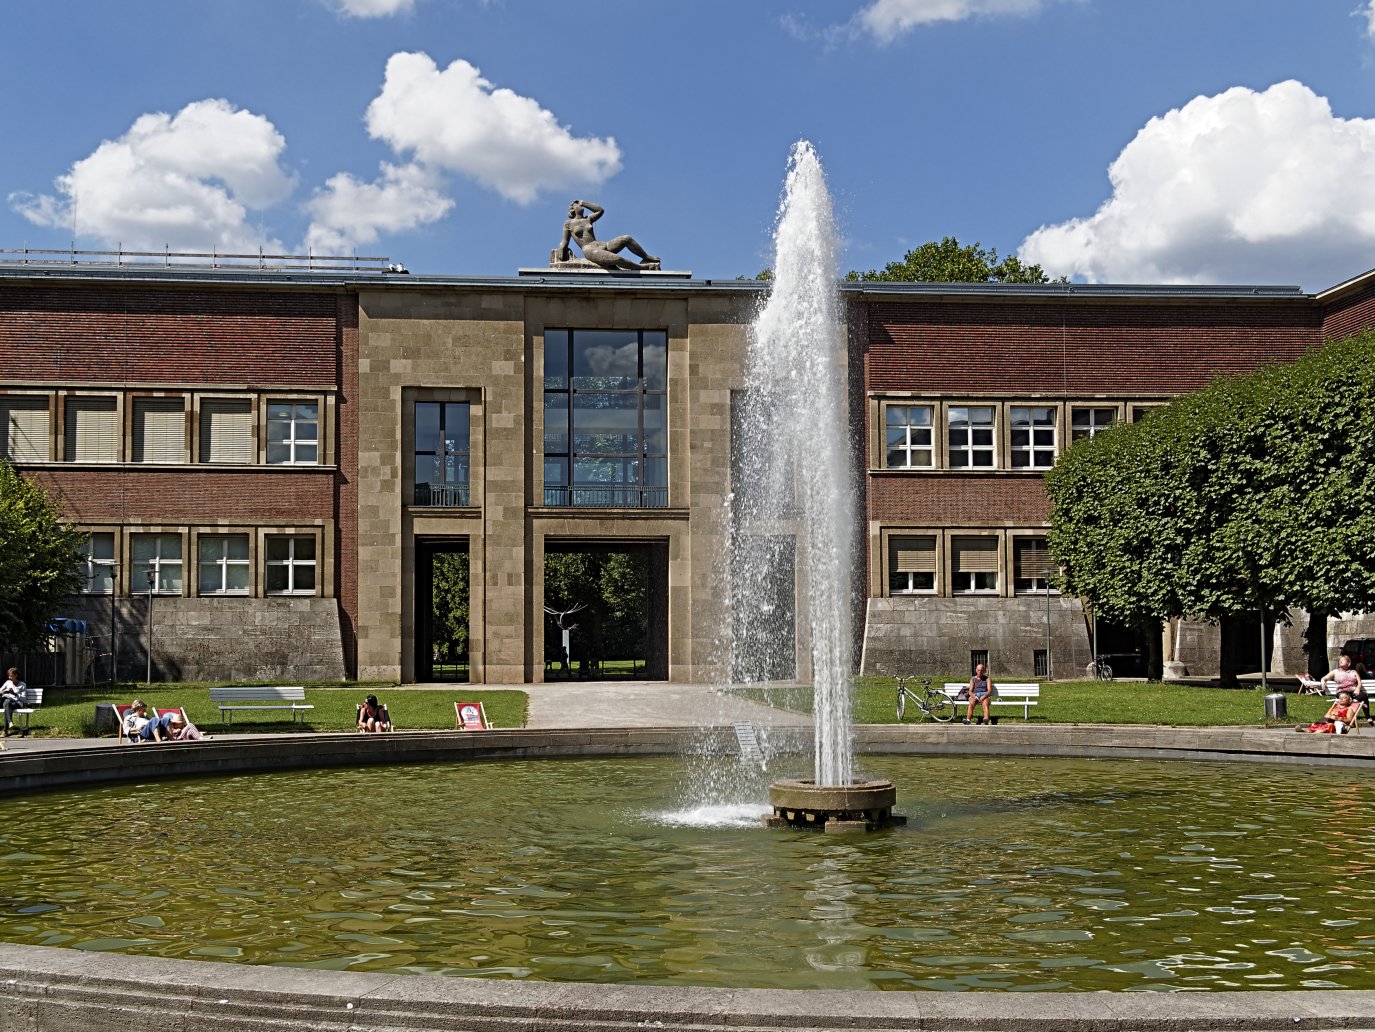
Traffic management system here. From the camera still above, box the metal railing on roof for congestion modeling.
[0,246,399,274]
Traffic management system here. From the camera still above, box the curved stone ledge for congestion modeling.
[1,723,1372,1031]
[0,942,1372,1032]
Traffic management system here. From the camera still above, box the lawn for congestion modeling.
[735,676,1335,728]
[19,682,529,738]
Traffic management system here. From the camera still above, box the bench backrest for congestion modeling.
[20,687,42,706]
[943,682,1040,698]
[209,686,307,702]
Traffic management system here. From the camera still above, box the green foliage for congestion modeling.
[431,552,469,661]
[846,236,1059,284]
[1046,332,1375,628]
[0,460,86,652]
[544,551,648,667]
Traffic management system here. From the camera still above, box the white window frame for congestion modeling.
[197,533,251,596]
[266,400,319,466]
[947,406,996,469]
[80,532,116,595]
[888,534,937,594]
[1009,406,1057,469]
[1013,535,1057,595]
[1070,406,1116,443]
[883,404,934,469]
[130,532,184,595]
[264,534,318,595]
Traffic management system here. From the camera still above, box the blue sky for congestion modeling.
[3,0,1375,289]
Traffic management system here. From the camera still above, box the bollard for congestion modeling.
[1264,692,1287,721]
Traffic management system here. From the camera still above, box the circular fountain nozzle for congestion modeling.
[764,778,905,833]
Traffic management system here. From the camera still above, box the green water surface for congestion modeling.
[0,754,1369,992]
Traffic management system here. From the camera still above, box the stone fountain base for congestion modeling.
[764,778,906,833]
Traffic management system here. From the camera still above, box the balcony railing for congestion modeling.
[413,482,471,506]
[543,486,668,508]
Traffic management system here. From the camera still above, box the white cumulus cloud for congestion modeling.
[9,98,293,253]
[364,52,622,204]
[325,0,415,17]
[304,161,452,254]
[1020,81,1375,290]
[1364,0,1375,40]
[858,0,1048,42]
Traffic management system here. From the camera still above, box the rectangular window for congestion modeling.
[1070,406,1115,442]
[889,535,936,594]
[0,396,49,462]
[947,406,995,468]
[266,401,319,465]
[200,399,254,464]
[884,405,933,468]
[951,536,999,593]
[198,534,250,595]
[1010,406,1056,469]
[132,398,185,463]
[1034,649,1050,678]
[80,532,115,594]
[130,533,183,594]
[412,401,471,506]
[1014,536,1055,593]
[265,535,317,594]
[544,329,668,507]
[1130,404,1163,424]
[64,396,119,463]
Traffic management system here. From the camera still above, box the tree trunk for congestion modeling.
[1145,622,1164,681]
[1305,610,1329,680]
[1218,619,1239,688]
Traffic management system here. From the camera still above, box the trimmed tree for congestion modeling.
[847,236,1058,284]
[1046,332,1375,682]
[0,460,86,653]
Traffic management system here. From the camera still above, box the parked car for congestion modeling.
[1341,638,1375,669]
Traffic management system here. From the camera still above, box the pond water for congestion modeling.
[0,754,1370,992]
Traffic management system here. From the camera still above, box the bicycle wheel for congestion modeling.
[1095,661,1113,681]
[924,692,955,722]
[895,690,907,721]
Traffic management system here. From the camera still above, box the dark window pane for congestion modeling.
[543,330,569,389]
[643,331,668,389]
[644,394,666,453]
[544,460,567,486]
[572,330,638,388]
[572,393,639,453]
[443,403,470,452]
[644,458,667,487]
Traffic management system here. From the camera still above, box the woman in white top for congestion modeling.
[0,668,26,736]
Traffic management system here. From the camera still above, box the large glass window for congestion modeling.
[200,399,254,464]
[889,535,936,594]
[80,533,115,594]
[1010,406,1056,469]
[951,536,999,593]
[131,533,183,594]
[543,329,668,507]
[64,396,119,463]
[265,535,317,594]
[266,401,318,465]
[1014,536,1055,594]
[1070,407,1115,442]
[199,534,250,595]
[884,405,933,468]
[947,406,995,468]
[0,396,49,462]
[412,402,470,506]
[132,398,185,463]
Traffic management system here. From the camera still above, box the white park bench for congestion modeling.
[7,687,43,736]
[941,682,1040,719]
[208,686,313,726]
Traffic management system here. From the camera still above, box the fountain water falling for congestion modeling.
[730,141,855,788]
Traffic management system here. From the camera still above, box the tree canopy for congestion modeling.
[846,236,1058,284]
[1046,332,1375,637]
[0,460,86,653]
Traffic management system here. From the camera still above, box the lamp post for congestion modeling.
[104,561,120,688]
[145,570,155,686]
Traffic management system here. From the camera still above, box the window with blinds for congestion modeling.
[888,535,936,593]
[64,397,120,463]
[200,400,255,464]
[951,536,999,593]
[1014,536,1055,593]
[132,398,185,463]
[0,396,49,462]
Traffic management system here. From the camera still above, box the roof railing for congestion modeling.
[0,246,399,274]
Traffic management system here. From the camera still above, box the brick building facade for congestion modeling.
[2,259,1373,685]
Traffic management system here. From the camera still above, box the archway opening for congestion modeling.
[416,538,469,683]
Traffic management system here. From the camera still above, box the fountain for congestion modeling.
[729,141,901,832]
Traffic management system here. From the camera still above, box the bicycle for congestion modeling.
[1091,656,1113,681]
[895,675,955,723]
